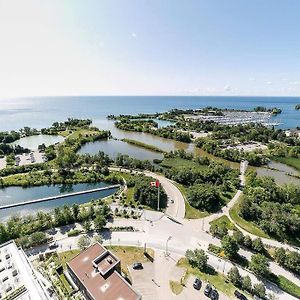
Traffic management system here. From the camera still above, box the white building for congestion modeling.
[0,240,51,300]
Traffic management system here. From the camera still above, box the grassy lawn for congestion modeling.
[177,258,238,298]
[160,157,206,169]
[276,275,300,299]
[273,156,300,172]
[209,215,236,231]
[107,246,154,277]
[229,196,270,239]
[57,250,81,269]
[169,280,184,295]
[175,182,209,219]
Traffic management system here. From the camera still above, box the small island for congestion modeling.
[295,104,300,110]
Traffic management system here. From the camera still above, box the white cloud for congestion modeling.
[289,81,300,85]
[131,32,137,38]
[266,81,272,85]
[249,77,255,81]
[224,85,231,91]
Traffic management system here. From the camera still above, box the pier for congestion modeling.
[0,184,120,210]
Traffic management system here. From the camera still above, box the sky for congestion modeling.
[0,0,300,97]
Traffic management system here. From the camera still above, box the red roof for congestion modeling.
[67,243,141,300]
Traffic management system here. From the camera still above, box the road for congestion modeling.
[25,168,300,300]
[109,167,186,220]
[27,216,299,300]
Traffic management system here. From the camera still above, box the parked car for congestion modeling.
[204,284,212,296]
[210,289,219,300]
[49,243,58,250]
[234,290,248,300]
[193,278,202,290]
[132,262,143,270]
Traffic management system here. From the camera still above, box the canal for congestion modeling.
[0,182,118,221]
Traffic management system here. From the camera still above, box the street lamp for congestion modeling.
[165,236,172,257]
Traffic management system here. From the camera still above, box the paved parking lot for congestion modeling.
[129,262,158,300]
[182,275,231,300]
[129,250,231,300]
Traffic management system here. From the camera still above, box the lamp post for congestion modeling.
[166,236,172,257]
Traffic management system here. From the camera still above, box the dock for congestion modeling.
[0,184,120,210]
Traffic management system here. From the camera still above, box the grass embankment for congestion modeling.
[107,246,154,277]
[174,182,209,219]
[273,156,300,172]
[122,138,165,153]
[274,275,300,299]
[229,195,270,239]
[177,258,238,298]
[209,215,236,231]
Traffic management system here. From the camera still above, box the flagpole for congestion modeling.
[157,183,160,211]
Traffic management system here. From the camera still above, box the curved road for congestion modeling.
[109,167,185,220]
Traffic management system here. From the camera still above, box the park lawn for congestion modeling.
[229,196,270,239]
[175,182,209,219]
[160,157,206,169]
[57,250,81,269]
[169,280,184,295]
[177,258,238,298]
[209,216,236,231]
[107,246,154,277]
[273,156,300,172]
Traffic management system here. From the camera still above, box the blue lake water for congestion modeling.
[0,182,118,221]
[1,96,299,131]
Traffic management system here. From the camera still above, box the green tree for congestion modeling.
[244,235,252,248]
[187,183,221,212]
[94,215,106,231]
[249,254,270,277]
[233,230,244,245]
[285,251,300,274]
[227,266,242,287]
[242,275,252,292]
[274,247,286,266]
[252,238,265,253]
[209,223,228,238]
[72,204,80,221]
[83,220,92,232]
[253,283,266,298]
[0,223,9,243]
[77,235,90,250]
[185,249,208,271]
[221,235,239,258]
[30,232,47,247]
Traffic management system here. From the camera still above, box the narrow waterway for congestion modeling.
[0,182,118,221]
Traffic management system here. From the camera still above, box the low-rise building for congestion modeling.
[0,240,50,299]
[285,129,300,138]
[67,243,141,300]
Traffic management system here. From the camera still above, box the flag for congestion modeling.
[150,180,160,187]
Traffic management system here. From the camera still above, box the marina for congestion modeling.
[186,110,281,126]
